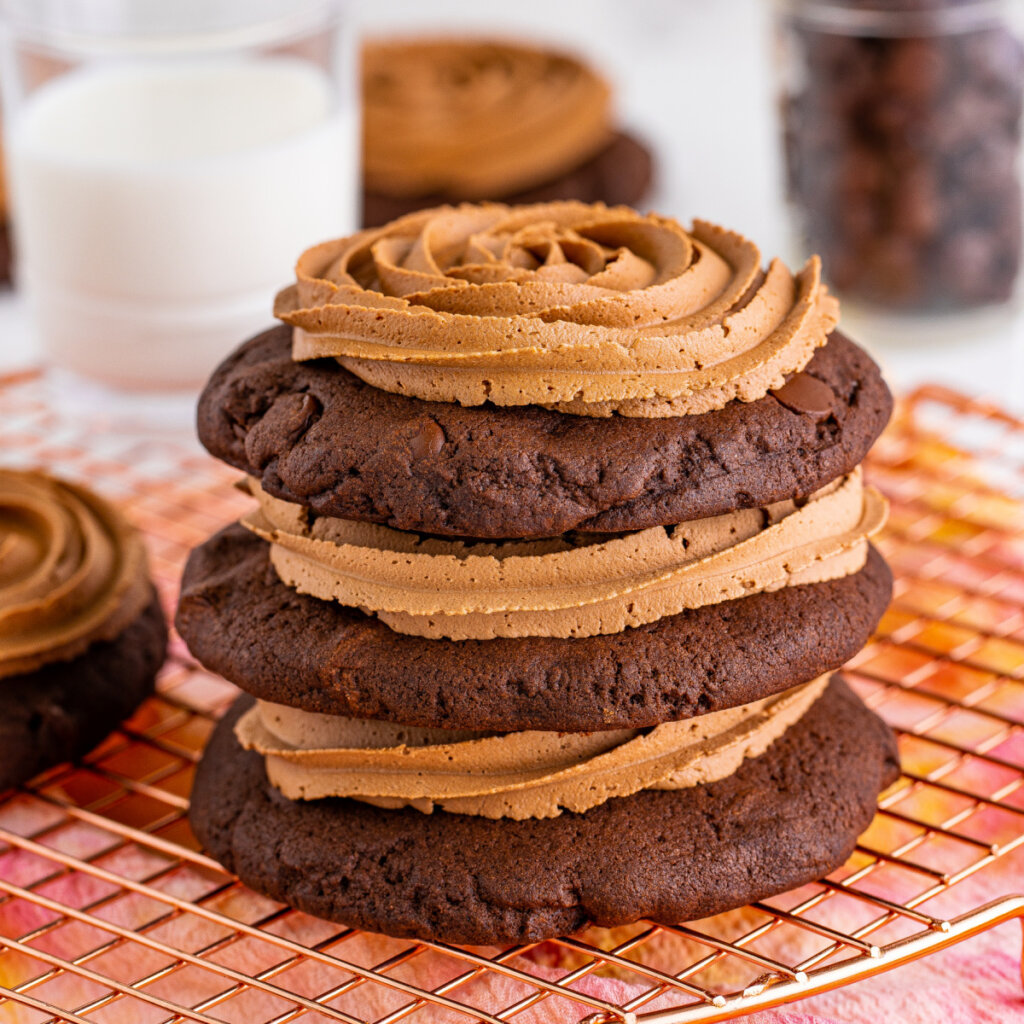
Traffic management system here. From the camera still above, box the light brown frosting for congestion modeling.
[0,470,151,678]
[362,39,612,199]
[273,202,840,417]
[235,675,829,819]
[241,470,886,641]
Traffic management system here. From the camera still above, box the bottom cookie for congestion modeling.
[190,677,899,945]
[0,593,167,790]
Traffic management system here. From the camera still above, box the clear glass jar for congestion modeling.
[0,0,357,389]
[778,0,1024,317]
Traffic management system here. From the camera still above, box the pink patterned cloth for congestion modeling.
[757,928,1023,1024]
[743,847,1024,1024]
[561,928,1024,1024]
[0,788,1016,1024]
[2,851,1014,1023]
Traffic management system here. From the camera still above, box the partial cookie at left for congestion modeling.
[0,470,167,788]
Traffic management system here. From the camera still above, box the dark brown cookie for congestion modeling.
[176,524,891,732]
[197,326,892,540]
[189,677,900,945]
[361,131,654,228]
[0,593,167,790]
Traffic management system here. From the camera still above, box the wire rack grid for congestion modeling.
[0,372,1022,1024]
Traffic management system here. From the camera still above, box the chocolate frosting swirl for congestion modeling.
[0,470,151,678]
[236,676,829,819]
[362,39,612,199]
[242,470,886,640]
[274,202,840,417]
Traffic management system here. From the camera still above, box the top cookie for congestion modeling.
[199,201,891,538]
[198,324,890,539]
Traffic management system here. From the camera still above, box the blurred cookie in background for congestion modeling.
[361,38,654,226]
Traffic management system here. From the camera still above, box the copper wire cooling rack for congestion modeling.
[0,373,1023,1024]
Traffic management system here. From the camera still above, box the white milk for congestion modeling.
[8,57,356,388]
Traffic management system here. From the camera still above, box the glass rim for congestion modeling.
[0,0,346,57]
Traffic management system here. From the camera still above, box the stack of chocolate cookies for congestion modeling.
[181,202,899,945]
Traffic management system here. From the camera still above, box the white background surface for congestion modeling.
[1,0,1022,413]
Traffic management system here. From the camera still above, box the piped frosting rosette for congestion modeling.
[363,39,613,199]
[274,202,841,417]
[0,470,151,678]
[236,675,830,819]
[241,469,887,641]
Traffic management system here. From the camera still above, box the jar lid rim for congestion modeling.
[782,0,1008,36]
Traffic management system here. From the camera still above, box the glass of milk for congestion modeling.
[0,0,357,389]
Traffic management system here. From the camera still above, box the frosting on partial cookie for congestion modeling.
[241,470,887,640]
[0,469,151,678]
[363,39,612,199]
[235,675,829,819]
[273,202,840,417]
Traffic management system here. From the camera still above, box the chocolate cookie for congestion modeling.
[0,593,167,790]
[362,131,654,228]
[176,525,891,732]
[190,677,899,944]
[197,326,892,540]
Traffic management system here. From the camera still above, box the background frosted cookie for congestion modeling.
[360,39,653,226]
[191,679,900,945]
[0,470,167,788]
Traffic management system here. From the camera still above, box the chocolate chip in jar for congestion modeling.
[779,0,1024,313]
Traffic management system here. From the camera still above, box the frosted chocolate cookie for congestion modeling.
[360,39,652,227]
[190,678,900,945]
[0,470,167,788]
[176,524,891,732]
[200,203,892,539]
[364,132,653,228]
[198,325,891,540]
